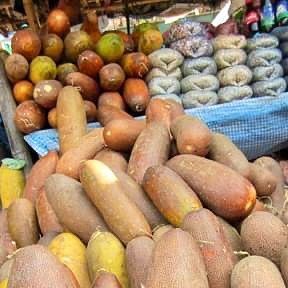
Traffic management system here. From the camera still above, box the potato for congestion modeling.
[14,100,46,134]
[217,217,242,253]
[23,150,58,204]
[86,231,129,287]
[126,236,154,288]
[0,210,16,256]
[57,86,87,154]
[112,168,166,228]
[182,209,237,288]
[48,108,57,128]
[33,80,63,109]
[167,155,256,221]
[143,165,202,227]
[128,122,170,184]
[103,119,145,152]
[65,72,100,102]
[8,245,80,287]
[171,115,212,156]
[56,128,105,180]
[91,272,122,288]
[49,233,91,288]
[37,232,60,247]
[7,199,39,248]
[5,53,29,83]
[94,148,128,172]
[80,160,151,244]
[146,229,209,288]
[152,225,173,242]
[97,105,133,126]
[231,256,285,288]
[45,174,108,243]
[254,157,286,216]
[84,100,97,122]
[98,92,125,110]
[0,258,13,283]
[36,187,63,235]
[208,133,250,178]
[123,78,150,112]
[280,247,288,286]
[241,211,288,266]
[248,163,277,197]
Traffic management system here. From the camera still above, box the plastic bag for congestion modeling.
[153,94,182,104]
[148,48,184,73]
[170,36,213,58]
[218,85,253,103]
[214,48,247,69]
[181,57,217,76]
[217,65,253,87]
[272,26,288,42]
[181,91,218,108]
[164,20,206,44]
[145,67,182,83]
[252,78,287,97]
[215,19,239,36]
[252,64,284,81]
[213,35,247,51]
[148,77,181,96]
[246,33,279,52]
[181,74,219,93]
[247,48,282,68]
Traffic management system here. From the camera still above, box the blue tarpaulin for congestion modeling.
[24,93,288,160]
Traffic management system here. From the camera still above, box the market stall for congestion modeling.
[2,0,288,287]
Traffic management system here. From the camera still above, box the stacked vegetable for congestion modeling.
[1,68,288,286]
[272,26,288,85]
[213,35,253,103]
[247,33,286,97]
[6,14,288,137]
[3,11,167,135]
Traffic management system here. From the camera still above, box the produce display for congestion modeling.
[2,10,288,288]
[2,62,288,286]
[247,33,287,97]
[4,17,288,135]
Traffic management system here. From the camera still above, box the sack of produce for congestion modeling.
[214,48,247,69]
[145,67,182,83]
[217,65,253,87]
[215,19,239,36]
[181,74,219,93]
[181,57,217,76]
[181,90,218,108]
[280,41,288,57]
[246,34,279,52]
[271,26,288,42]
[148,48,184,73]
[164,20,206,44]
[148,76,181,96]
[252,64,284,81]
[170,36,213,58]
[218,85,253,103]
[247,48,282,68]
[203,22,215,39]
[252,77,287,97]
[212,35,247,51]
[281,58,288,74]
[153,93,182,104]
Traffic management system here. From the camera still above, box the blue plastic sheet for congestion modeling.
[24,93,288,160]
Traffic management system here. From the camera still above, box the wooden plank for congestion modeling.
[0,60,33,175]
[86,0,170,13]
[23,0,39,32]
